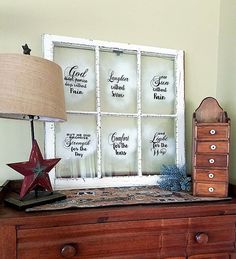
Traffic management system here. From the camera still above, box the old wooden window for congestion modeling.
[43,34,185,189]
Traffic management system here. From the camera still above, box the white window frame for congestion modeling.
[43,34,185,190]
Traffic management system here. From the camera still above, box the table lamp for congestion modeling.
[0,45,67,209]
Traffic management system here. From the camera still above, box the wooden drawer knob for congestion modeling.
[61,244,77,258]
[209,158,215,164]
[195,232,209,244]
[210,144,216,150]
[208,173,214,179]
[208,187,214,192]
[209,129,216,135]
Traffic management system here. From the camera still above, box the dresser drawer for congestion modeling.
[187,216,235,255]
[195,154,228,168]
[196,125,229,140]
[17,218,191,259]
[17,221,161,258]
[193,169,228,182]
[196,141,229,154]
[193,182,228,197]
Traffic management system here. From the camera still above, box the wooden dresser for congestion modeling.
[192,97,230,197]
[1,182,236,259]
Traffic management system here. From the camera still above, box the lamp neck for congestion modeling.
[29,115,35,145]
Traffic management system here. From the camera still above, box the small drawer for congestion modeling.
[195,154,228,168]
[196,125,229,140]
[193,169,228,182]
[193,182,228,197]
[196,141,229,154]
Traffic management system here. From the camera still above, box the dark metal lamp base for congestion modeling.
[4,191,66,210]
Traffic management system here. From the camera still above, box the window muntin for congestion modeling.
[43,34,185,189]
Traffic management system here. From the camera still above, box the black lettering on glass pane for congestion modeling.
[151,75,169,100]
[108,132,130,156]
[63,133,92,158]
[64,66,89,95]
[150,132,168,156]
[108,70,128,98]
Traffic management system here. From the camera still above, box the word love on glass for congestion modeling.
[150,132,168,157]
[108,132,130,156]
[107,71,129,98]
[150,75,169,101]
[63,133,91,158]
[64,65,89,95]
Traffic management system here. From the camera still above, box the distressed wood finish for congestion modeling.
[1,182,236,258]
[192,97,230,197]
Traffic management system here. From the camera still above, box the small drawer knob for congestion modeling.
[208,187,214,192]
[209,129,216,135]
[195,232,209,244]
[208,173,214,179]
[61,244,77,258]
[210,144,216,150]
[209,158,215,164]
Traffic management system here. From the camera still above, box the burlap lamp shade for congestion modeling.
[0,53,66,122]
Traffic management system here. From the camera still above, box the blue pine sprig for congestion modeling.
[158,164,191,192]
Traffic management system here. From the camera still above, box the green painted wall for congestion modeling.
[217,0,236,184]
[0,0,224,184]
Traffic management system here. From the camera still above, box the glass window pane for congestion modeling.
[141,55,175,115]
[54,47,96,112]
[100,51,137,113]
[142,117,176,174]
[101,116,138,176]
[55,114,97,178]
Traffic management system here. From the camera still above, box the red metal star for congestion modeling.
[7,140,60,199]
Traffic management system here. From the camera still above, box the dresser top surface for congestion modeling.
[1,180,236,227]
[1,197,236,227]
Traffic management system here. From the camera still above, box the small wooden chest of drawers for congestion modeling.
[192,97,230,197]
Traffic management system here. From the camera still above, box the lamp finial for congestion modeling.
[22,44,31,55]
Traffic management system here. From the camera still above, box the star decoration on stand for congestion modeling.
[7,140,60,200]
